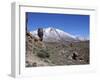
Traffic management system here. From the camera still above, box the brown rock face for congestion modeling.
[26,31,46,67]
[26,32,33,54]
[26,30,45,56]
[37,28,43,41]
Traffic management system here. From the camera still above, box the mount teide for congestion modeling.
[30,27,84,42]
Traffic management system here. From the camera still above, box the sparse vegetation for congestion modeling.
[37,49,50,58]
[26,40,89,67]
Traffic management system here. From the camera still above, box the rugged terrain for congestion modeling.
[26,27,89,67]
[26,38,89,67]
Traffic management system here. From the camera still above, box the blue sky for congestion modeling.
[26,12,89,38]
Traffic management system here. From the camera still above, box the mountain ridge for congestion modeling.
[30,27,88,42]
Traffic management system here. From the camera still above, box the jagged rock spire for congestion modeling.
[37,28,44,41]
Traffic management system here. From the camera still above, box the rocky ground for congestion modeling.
[26,40,89,67]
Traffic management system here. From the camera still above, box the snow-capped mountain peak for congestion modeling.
[30,27,86,42]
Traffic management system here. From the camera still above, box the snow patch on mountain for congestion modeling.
[30,27,87,42]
